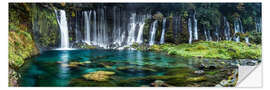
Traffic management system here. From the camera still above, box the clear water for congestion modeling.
[19,49,237,87]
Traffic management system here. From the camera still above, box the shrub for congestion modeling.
[168,50,177,55]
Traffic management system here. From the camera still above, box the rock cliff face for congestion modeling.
[9,3,39,86]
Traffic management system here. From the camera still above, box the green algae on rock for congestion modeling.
[82,71,115,81]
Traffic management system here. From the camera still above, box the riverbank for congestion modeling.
[147,41,261,60]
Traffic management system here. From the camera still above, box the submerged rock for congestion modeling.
[239,59,258,66]
[82,71,115,81]
[193,70,205,75]
[150,80,172,87]
[68,61,91,67]
[186,76,207,82]
[69,78,117,87]
[100,62,116,68]
[117,66,157,72]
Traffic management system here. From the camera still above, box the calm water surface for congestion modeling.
[19,49,238,87]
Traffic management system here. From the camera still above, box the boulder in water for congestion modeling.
[68,61,91,67]
[150,80,172,87]
[193,70,205,75]
[186,76,207,82]
[82,71,115,81]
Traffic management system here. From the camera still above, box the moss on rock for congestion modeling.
[149,41,261,59]
[9,4,39,86]
[82,71,115,81]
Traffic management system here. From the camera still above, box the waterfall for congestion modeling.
[160,18,166,44]
[79,7,151,49]
[245,37,249,44]
[92,10,97,45]
[127,13,137,45]
[75,11,82,42]
[207,30,212,41]
[239,18,244,33]
[234,18,240,42]
[149,20,158,46]
[234,18,245,42]
[224,17,231,41]
[136,17,146,44]
[55,9,69,49]
[204,25,208,41]
[258,18,262,32]
[83,11,92,45]
[188,18,193,44]
[215,27,220,41]
[112,7,122,46]
[193,12,198,40]
[255,17,262,32]
[94,7,108,48]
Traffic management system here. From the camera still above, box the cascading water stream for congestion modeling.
[245,37,249,44]
[75,11,82,43]
[112,7,122,46]
[224,17,231,41]
[136,21,146,44]
[92,10,97,45]
[193,12,198,40]
[255,17,262,32]
[64,7,257,49]
[207,30,212,41]
[83,11,92,45]
[160,18,166,44]
[204,26,209,41]
[234,18,241,42]
[149,20,158,46]
[215,27,220,41]
[55,9,69,49]
[188,18,193,44]
[127,13,137,45]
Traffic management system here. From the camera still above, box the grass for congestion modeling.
[149,41,261,60]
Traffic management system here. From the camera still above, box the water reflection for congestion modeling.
[57,50,70,86]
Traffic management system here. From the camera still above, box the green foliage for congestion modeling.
[9,4,39,69]
[34,6,60,48]
[143,19,152,42]
[149,44,161,52]
[9,30,37,69]
[153,12,164,21]
[150,41,261,59]
[248,31,262,44]
[9,3,39,86]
